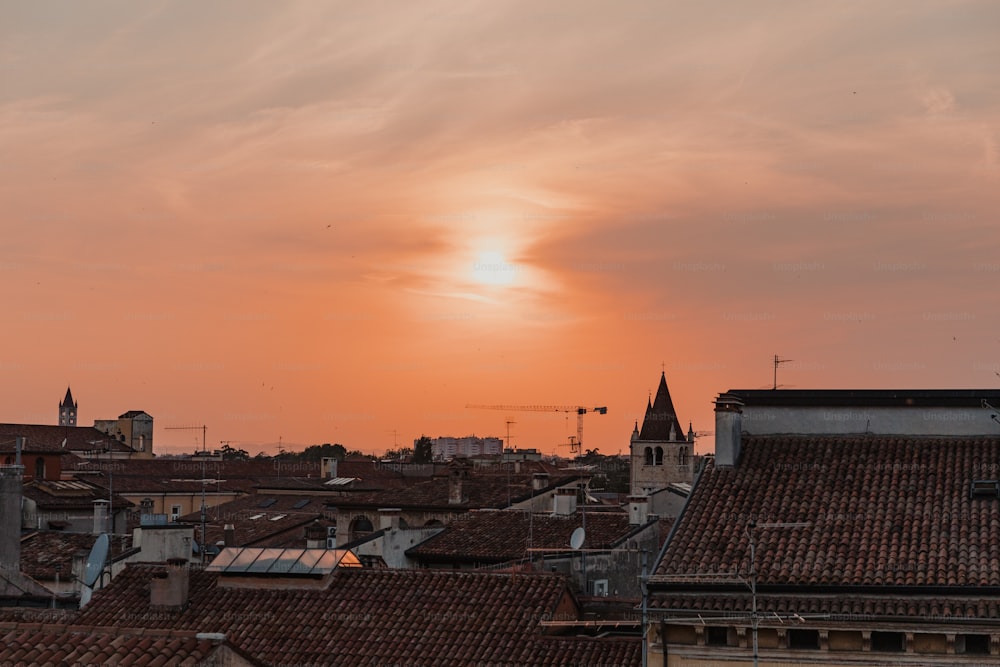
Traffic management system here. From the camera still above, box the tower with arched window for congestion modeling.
[630,371,695,496]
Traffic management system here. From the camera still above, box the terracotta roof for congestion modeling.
[0,424,131,454]
[68,458,405,495]
[73,564,640,665]
[20,531,132,581]
[407,510,637,564]
[23,478,133,511]
[0,623,236,665]
[637,373,686,441]
[655,434,1000,591]
[176,494,333,548]
[328,472,586,511]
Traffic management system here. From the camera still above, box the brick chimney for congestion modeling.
[532,472,549,491]
[321,457,338,479]
[552,487,577,516]
[714,394,744,467]
[223,524,236,547]
[150,558,190,611]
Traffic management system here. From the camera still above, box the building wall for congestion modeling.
[651,624,999,666]
[353,526,446,568]
[543,522,661,597]
[740,405,999,437]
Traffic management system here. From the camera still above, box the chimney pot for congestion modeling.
[714,394,744,467]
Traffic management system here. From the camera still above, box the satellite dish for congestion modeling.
[83,534,109,587]
[569,527,585,550]
[79,584,93,608]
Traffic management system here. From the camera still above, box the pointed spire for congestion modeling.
[636,370,686,441]
[61,386,76,408]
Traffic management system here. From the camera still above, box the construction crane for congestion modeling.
[466,405,607,455]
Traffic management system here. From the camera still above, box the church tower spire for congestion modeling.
[59,386,77,427]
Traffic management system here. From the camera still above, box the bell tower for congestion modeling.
[59,386,78,427]
[629,371,695,496]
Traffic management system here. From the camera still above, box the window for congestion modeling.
[678,447,689,467]
[706,627,729,647]
[871,631,904,652]
[644,447,653,466]
[35,457,46,479]
[350,516,374,541]
[654,447,663,466]
[959,634,990,654]
[170,505,182,521]
[789,629,820,650]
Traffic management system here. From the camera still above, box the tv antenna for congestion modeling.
[772,355,793,390]
[165,424,208,562]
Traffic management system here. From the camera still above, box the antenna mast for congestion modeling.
[772,355,793,390]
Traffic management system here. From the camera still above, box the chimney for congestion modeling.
[223,524,236,547]
[553,487,577,516]
[532,472,549,491]
[305,520,327,548]
[448,467,468,505]
[150,558,190,611]
[714,394,744,467]
[321,457,338,479]
[628,496,649,526]
[378,508,402,531]
[93,499,110,535]
[0,459,25,577]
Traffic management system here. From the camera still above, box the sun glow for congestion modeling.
[471,249,518,287]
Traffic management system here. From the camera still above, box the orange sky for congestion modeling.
[2,1,999,456]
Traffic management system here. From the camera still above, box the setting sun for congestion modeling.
[471,250,517,287]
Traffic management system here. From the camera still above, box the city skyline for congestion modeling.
[3,1,999,456]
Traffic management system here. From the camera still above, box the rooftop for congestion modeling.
[75,563,641,665]
[653,434,1000,606]
[407,510,642,564]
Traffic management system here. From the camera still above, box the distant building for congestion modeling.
[630,372,695,496]
[58,387,77,427]
[427,435,503,459]
[94,410,154,458]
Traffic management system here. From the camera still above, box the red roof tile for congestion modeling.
[0,623,235,665]
[653,434,1000,614]
[20,531,132,581]
[408,510,637,564]
[74,563,639,665]
[0,423,131,454]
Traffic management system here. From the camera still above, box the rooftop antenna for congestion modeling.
[772,354,793,390]
[165,424,208,562]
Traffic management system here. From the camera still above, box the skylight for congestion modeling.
[206,547,362,576]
